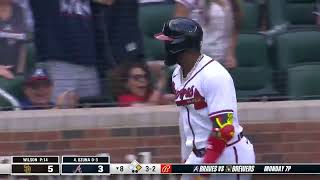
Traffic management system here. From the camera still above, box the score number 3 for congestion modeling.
[98,165,104,173]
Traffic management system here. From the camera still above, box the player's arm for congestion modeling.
[201,72,236,163]
[204,110,235,163]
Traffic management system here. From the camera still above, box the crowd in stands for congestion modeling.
[0,0,320,110]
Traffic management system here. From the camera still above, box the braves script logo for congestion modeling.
[161,164,172,173]
[176,86,195,100]
[175,86,207,109]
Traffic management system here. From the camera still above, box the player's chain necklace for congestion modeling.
[181,54,204,82]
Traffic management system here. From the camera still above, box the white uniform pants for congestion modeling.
[182,136,255,180]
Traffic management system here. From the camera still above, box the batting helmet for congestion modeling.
[154,17,203,66]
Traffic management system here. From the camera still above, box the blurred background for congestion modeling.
[0,0,319,109]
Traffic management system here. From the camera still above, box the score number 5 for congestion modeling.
[48,165,53,172]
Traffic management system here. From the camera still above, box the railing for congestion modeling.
[0,88,21,111]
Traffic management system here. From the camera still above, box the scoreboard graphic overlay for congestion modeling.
[61,156,110,175]
[11,156,60,175]
[0,156,320,175]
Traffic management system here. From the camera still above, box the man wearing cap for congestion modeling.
[20,67,78,110]
[20,67,54,110]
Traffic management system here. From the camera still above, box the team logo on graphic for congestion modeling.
[73,164,82,173]
[225,165,233,173]
[161,164,172,173]
[193,165,199,173]
[24,164,32,173]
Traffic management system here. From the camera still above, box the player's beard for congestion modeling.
[164,52,178,66]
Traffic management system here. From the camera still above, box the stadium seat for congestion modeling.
[139,3,174,60]
[0,41,38,110]
[230,33,277,101]
[275,30,320,70]
[239,0,261,33]
[0,42,36,110]
[0,76,24,110]
[273,30,320,96]
[287,0,317,25]
[267,0,287,27]
[288,63,320,99]
[267,0,317,28]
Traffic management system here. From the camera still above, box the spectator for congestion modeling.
[91,0,116,70]
[110,62,174,107]
[29,0,100,103]
[13,0,33,32]
[20,66,79,110]
[175,0,242,69]
[20,67,54,110]
[0,65,14,79]
[0,0,28,74]
[91,0,144,68]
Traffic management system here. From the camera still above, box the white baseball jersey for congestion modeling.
[172,54,243,160]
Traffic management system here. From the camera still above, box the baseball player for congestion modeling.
[154,17,255,180]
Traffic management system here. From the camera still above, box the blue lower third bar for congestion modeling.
[62,164,110,174]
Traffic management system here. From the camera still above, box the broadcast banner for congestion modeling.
[110,163,320,174]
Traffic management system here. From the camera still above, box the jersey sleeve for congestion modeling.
[175,0,197,10]
[202,71,237,128]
